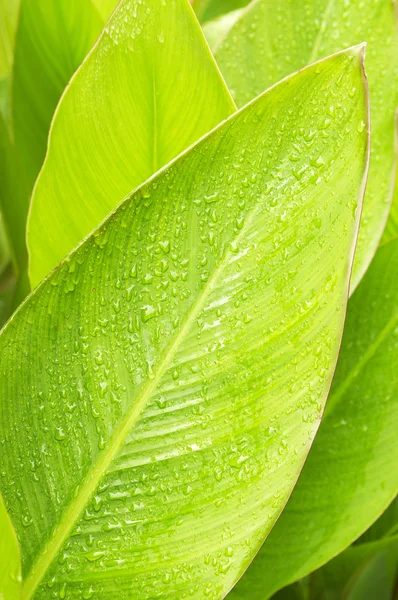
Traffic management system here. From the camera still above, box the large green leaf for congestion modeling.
[212,0,398,291]
[229,236,398,599]
[0,495,21,600]
[27,0,236,288]
[0,48,367,600]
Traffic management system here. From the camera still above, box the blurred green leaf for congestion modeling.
[91,0,118,21]
[0,0,119,286]
[0,212,16,329]
[383,130,398,244]
[12,0,116,207]
[0,101,29,273]
[0,494,21,600]
[212,0,398,291]
[0,0,20,78]
[228,236,398,599]
[0,48,367,599]
[27,0,236,288]
[193,0,251,23]
[311,535,398,600]
[357,497,398,545]
[202,9,245,50]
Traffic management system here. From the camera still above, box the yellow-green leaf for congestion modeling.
[0,48,367,599]
[228,236,398,599]
[27,0,236,288]
[212,0,398,291]
[0,495,21,600]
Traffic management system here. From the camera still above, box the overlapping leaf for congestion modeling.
[27,0,236,288]
[311,535,398,600]
[1,0,118,301]
[212,0,398,290]
[12,0,116,195]
[0,213,15,329]
[0,49,367,599]
[0,0,19,79]
[0,495,21,600]
[383,149,398,243]
[229,237,398,599]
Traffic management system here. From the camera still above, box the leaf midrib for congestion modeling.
[21,193,261,600]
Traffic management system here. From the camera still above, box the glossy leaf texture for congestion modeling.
[192,0,251,23]
[228,236,398,600]
[0,49,368,600]
[11,0,117,234]
[0,494,21,600]
[212,0,398,291]
[27,0,236,288]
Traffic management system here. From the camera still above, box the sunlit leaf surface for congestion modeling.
[212,0,398,290]
[229,237,398,599]
[0,49,367,600]
[0,495,21,600]
[193,0,251,23]
[27,0,236,288]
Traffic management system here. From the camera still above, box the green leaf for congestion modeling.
[382,122,398,244]
[12,0,116,198]
[0,48,367,599]
[212,0,398,291]
[0,212,16,329]
[340,541,398,600]
[91,0,118,21]
[228,236,398,600]
[0,99,28,272]
[311,536,398,600]
[27,0,236,289]
[357,497,398,544]
[193,0,251,23]
[0,494,21,600]
[202,9,245,51]
[0,0,19,78]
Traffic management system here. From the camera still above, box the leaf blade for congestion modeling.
[0,495,21,600]
[0,48,368,599]
[213,0,398,291]
[27,0,236,288]
[228,236,398,599]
